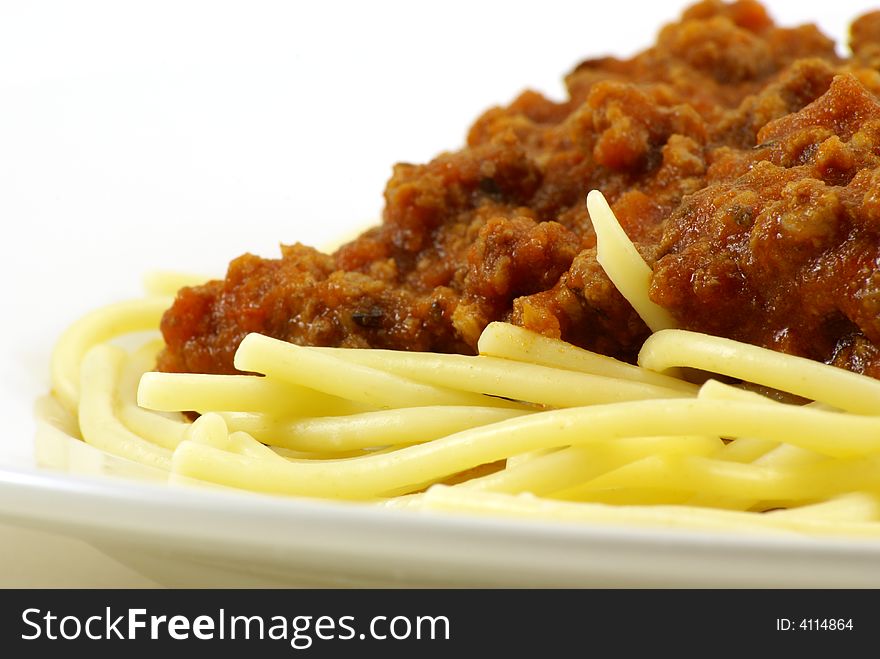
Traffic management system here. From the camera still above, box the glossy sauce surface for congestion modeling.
[158,1,880,377]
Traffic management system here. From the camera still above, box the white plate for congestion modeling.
[2,2,878,588]
[0,409,874,588]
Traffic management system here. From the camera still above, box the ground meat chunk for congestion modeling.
[652,74,880,364]
[451,216,582,346]
[159,244,469,373]
[158,1,880,378]
[851,11,880,67]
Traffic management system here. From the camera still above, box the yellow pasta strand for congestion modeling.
[768,493,880,522]
[587,190,677,332]
[187,412,285,462]
[138,371,369,417]
[640,329,880,414]
[222,405,528,451]
[234,333,527,410]
[51,296,172,413]
[172,396,880,499]
[310,346,690,408]
[476,321,695,393]
[78,345,172,471]
[117,340,188,449]
[573,453,880,503]
[505,448,558,470]
[686,381,826,509]
[402,486,880,537]
[462,435,722,496]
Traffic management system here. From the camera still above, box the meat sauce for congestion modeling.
[158,1,880,378]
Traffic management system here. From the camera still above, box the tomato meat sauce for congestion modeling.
[158,1,880,379]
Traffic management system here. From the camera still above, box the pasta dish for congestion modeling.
[43,1,880,538]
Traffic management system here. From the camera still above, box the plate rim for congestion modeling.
[4,463,880,554]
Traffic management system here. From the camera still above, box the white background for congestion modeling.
[0,0,874,582]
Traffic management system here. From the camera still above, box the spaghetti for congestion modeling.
[45,191,880,537]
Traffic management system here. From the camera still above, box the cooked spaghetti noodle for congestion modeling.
[44,191,880,537]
